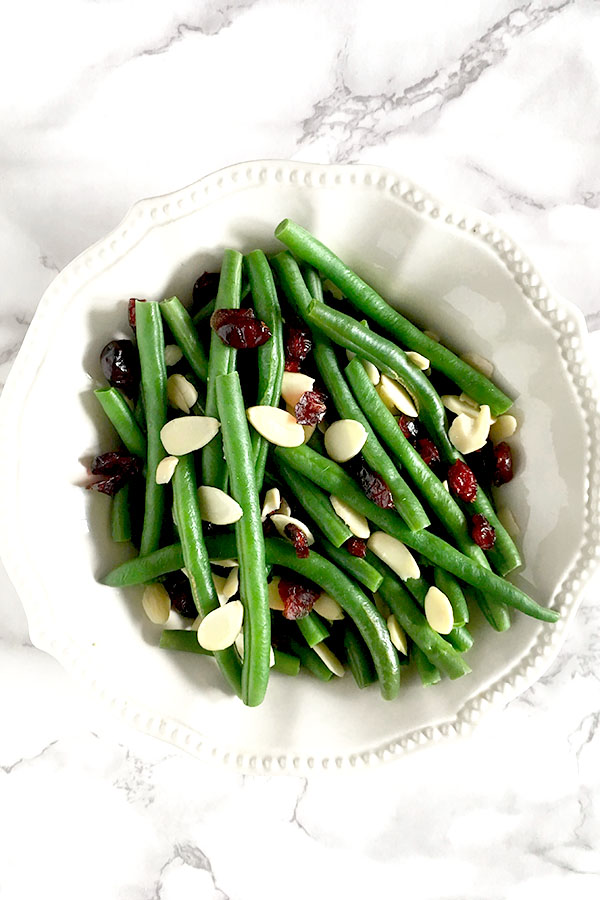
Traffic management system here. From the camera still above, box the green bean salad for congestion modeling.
[89,220,559,706]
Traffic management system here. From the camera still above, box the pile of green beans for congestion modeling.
[91,223,558,708]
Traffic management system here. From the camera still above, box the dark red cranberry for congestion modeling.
[88,475,127,497]
[278,578,320,620]
[128,297,145,331]
[284,523,310,559]
[417,437,441,470]
[466,440,495,485]
[100,339,140,398]
[492,442,514,486]
[163,571,197,619]
[346,537,367,558]
[447,460,478,502]
[398,415,420,445]
[284,326,312,371]
[471,513,496,549]
[91,451,141,478]
[192,271,220,309]
[210,308,271,349]
[295,389,327,426]
[284,358,301,373]
[350,457,395,509]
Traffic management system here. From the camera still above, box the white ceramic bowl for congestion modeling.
[1,161,599,774]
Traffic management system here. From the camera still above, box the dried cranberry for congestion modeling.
[447,460,478,502]
[295,389,327,425]
[346,537,367,558]
[350,457,395,509]
[192,271,220,310]
[466,440,495,485]
[91,451,141,478]
[417,437,441,469]
[471,513,496,549]
[210,307,271,349]
[284,523,310,559]
[163,571,197,619]
[128,298,145,331]
[88,474,126,497]
[398,415,420,444]
[284,358,301,373]
[278,578,320,620]
[284,326,312,371]
[492,442,514,486]
[100,339,140,398]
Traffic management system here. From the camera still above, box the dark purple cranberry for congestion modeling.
[447,460,478,503]
[284,523,310,559]
[471,513,496,549]
[278,578,320,620]
[284,326,312,371]
[88,475,126,497]
[163,571,197,619]
[346,537,367,558]
[284,358,301,373]
[210,308,271,349]
[492,442,514,486]
[128,298,145,331]
[295,389,328,426]
[91,451,141,478]
[416,437,441,470]
[192,271,220,310]
[350,457,395,509]
[100,339,140,398]
[398,415,420,444]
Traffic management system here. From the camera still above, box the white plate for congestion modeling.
[1,160,599,774]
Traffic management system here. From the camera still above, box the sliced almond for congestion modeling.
[270,514,314,546]
[442,480,450,492]
[442,394,480,419]
[142,583,171,625]
[313,642,345,677]
[164,344,184,367]
[448,405,492,454]
[313,592,344,621]
[276,497,292,517]
[211,572,228,606]
[497,506,520,537]
[268,576,285,611]
[490,414,517,443]
[406,351,430,371]
[461,350,494,378]
[155,455,179,484]
[167,373,198,413]
[324,419,368,463]
[209,557,238,568]
[281,372,314,407]
[161,416,220,456]
[330,495,370,539]
[423,329,440,343]
[224,566,239,600]
[387,614,408,654]
[197,485,243,525]
[367,532,420,581]
[374,592,391,620]
[346,350,380,385]
[234,632,275,667]
[424,586,454,634]
[459,392,480,410]
[247,406,304,447]
[197,600,244,651]
[377,374,418,417]
[261,487,281,522]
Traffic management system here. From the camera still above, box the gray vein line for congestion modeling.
[289,777,311,839]
[150,842,230,900]
[568,711,600,771]
[1,739,59,775]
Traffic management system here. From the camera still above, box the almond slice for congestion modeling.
[197,600,244,651]
[247,406,304,447]
[155,455,179,484]
[167,373,198,414]
[142,584,171,625]
[448,405,492,454]
[164,344,183,367]
[270,514,314,546]
[490,414,517,443]
[235,632,275,667]
[424,586,454,634]
[406,351,430,371]
[461,350,494,378]
[276,497,292,517]
[313,592,344,621]
[330,495,370,539]
[209,557,238,568]
[211,572,228,606]
[346,350,380,385]
[459,392,480,410]
[324,419,368,463]
[367,532,420,581]
[313,642,345,677]
[281,371,315,407]
[268,576,285,611]
[197,485,243,525]
[161,416,220,456]
[442,394,480,419]
[387,614,408,654]
[224,566,239,600]
[261,487,281,521]
[377,374,418,416]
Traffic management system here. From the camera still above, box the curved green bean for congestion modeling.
[444,625,474,653]
[275,459,352,548]
[94,387,147,458]
[343,623,377,689]
[111,484,132,543]
[297,612,330,647]
[474,589,512,632]
[288,638,333,681]
[102,542,184,586]
[414,646,441,686]
[433,567,469,627]
[317,535,384,593]
[160,296,208,382]
[300,262,324,303]
[192,298,216,327]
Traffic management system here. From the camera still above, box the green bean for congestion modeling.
[274,444,559,623]
[216,371,270,707]
[275,460,352,548]
[133,389,146,431]
[313,333,429,531]
[297,612,330,647]
[414,646,442,686]
[94,387,147,458]
[300,262,324,302]
[203,250,242,490]
[136,301,168,556]
[433,567,469,627]
[160,296,208,382]
[288,638,333,681]
[101,542,185,586]
[111,484,132,543]
[444,625,474,653]
[274,219,512,415]
[317,535,384,593]
[192,298,216,327]
[343,623,377,689]
[246,250,284,491]
[404,576,429,607]
[273,649,301,677]
[346,358,488,566]
[468,491,521,576]
[172,454,242,697]
[160,631,299,676]
[263,538,400,700]
[474,589,512,632]
[270,251,314,318]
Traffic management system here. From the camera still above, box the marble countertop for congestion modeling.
[1,2,600,897]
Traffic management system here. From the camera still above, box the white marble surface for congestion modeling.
[1,1,600,897]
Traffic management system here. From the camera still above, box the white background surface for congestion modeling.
[1,2,599,898]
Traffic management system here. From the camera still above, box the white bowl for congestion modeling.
[1,160,599,774]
